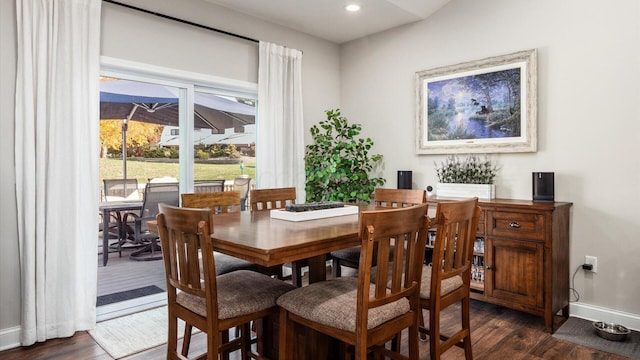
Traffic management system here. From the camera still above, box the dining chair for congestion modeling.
[331,188,426,278]
[157,204,296,360]
[233,177,251,211]
[194,179,225,193]
[249,187,300,284]
[277,203,429,360]
[124,181,179,261]
[181,191,256,275]
[419,197,480,360]
[249,187,296,211]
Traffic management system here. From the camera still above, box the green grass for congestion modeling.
[100,158,256,185]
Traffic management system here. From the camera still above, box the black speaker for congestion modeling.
[532,172,554,201]
[397,170,412,189]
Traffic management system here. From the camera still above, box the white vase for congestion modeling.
[436,183,495,199]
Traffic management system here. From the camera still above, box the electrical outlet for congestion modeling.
[585,256,597,273]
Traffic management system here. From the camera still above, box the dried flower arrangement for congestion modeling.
[435,155,498,184]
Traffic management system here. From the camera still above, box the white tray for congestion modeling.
[270,205,359,222]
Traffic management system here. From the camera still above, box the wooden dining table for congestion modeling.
[99,200,143,266]
[210,205,371,283]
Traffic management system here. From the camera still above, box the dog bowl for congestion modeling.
[593,321,631,341]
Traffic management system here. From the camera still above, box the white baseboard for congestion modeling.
[0,326,21,352]
[570,302,640,331]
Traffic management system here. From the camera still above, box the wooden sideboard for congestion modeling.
[427,197,573,333]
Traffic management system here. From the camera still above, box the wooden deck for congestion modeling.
[97,238,166,298]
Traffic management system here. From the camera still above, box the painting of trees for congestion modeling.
[416,49,537,154]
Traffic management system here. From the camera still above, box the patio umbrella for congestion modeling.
[100,78,255,178]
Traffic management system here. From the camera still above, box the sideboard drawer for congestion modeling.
[487,211,545,241]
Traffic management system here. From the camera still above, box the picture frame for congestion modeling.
[416,49,537,154]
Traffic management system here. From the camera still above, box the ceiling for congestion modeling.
[202,0,452,44]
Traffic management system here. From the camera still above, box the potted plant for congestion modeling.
[305,109,386,203]
[435,155,498,199]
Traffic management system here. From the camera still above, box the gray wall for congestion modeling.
[0,0,340,343]
[340,0,640,315]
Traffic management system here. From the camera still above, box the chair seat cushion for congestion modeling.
[420,265,464,299]
[214,252,255,275]
[331,245,396,266]
[330,246,361,263]
[277,277,410,332]
[177,270,296,320]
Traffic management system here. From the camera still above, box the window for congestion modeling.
[100,57,257,193]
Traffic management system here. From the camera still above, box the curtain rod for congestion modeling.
[103,0,259,44]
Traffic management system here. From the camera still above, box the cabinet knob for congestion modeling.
[509,222,521,228]
[485,265,493,270]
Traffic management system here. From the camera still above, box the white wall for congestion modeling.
[340,0,640,316]
[0,0,340,346]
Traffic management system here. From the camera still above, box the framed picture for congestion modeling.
[416,49,537,154]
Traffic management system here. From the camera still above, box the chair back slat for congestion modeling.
[182,191,242,213]
[356,204,429,326]
[250,187,296,211]
[194,180,225,193]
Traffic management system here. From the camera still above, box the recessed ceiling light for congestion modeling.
[345,4,361,12]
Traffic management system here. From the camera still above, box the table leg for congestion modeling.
[102,209,109,266]
[307,254,327,284]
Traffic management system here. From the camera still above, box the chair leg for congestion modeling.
[167,312,179,358]
[331,258,341,278]
[419,308,427,340]
[220,330,230,360]
[430,305,441,360]
[291,261,303,287]
[462,297,473,359]
[279,310,294,360]
[241,322,252,359]
[181,324,192,357]
[409,317,419,360]
[354,341,367,360]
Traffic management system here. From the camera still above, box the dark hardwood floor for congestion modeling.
[3,243,627,359]
[1,299,629,360]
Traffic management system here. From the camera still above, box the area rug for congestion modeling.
[553,317,640,359]
[96,285,165,306]
[89,306,195,359]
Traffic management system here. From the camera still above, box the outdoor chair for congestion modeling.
[233,177,251,211]
[331,188,426,278]
[157,204,296,360]
[103,178,140,201]
[277,204,429,360]
[123,181,179,261]
[419,198,480,360]
[194,179,225,193]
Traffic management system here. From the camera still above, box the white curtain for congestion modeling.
[257,41,306,201]
[15,0,101,345]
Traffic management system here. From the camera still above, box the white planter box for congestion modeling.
[436,183,495,199]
